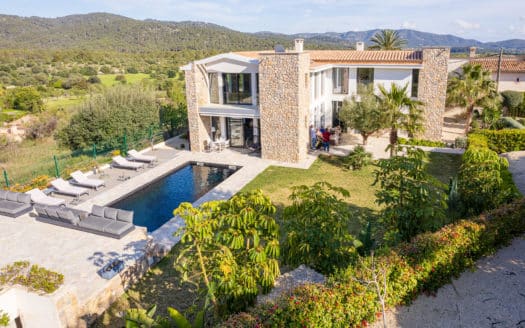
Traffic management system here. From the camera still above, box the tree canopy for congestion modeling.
[369,30,407,50]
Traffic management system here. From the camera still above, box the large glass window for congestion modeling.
[332,68,349,94]
[222,73,252,105]
[411,69,419,98]
[357,68,374,92]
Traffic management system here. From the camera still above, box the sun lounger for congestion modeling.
[127,149,157,164]
[112,155,144,171]
[0,190,33,218]
[51,178,90,198]
[26,188,66,207]
[70,170,105,190]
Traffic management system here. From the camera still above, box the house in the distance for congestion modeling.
[182,40,450,163]
[469,47,525,92]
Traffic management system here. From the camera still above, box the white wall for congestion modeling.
[0,288,61,328]
[493,72,525,92]
[373,68,412,94]
[310,69,333,128]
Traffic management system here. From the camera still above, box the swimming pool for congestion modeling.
[111,162,238,231]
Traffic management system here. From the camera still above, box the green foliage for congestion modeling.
[455,136,468,149]
[344,145,372,170]
[0,261,64,293]
[222,199,525,327]
[5,86,43,112]
[496,116,525,129]
[87,75,101,84]
[339,86,384,145]
[125,304,204,328]
[282,182,360,274]
[368,29,407,50]
[159,103,188,137]
[56,85,159,150]
[0,310,8,327]
[374,146,447,242]
[174,190,280,317]
[501,90,524,117]
[79,66,97,76]
[471,129,525,153]
[479,96,503,129]
[398,137,447,147]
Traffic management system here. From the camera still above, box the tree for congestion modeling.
[378,83,424,157]
[447,64,497,134]
[159,103,188,137]
[282,182,361,274]
[6,86,44,112]
[374,146,447,242]
[369,29,407,50]
[173,190,280,318]
[339,85,385,145]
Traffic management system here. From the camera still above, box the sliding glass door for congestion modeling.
[222,73,252,105]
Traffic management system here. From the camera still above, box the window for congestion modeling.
[222,73,252,105]
[411,69,419,98]
[332,68,349,94]
[357,68,374,92]
[332,101,343,127]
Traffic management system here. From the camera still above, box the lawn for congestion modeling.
[43,96,84,112]
[98,73,151,87]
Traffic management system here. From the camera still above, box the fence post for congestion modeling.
[53,155,60,178]
[3,169,9,188]
[92,144,97,159]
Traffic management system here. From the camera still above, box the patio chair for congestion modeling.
[112,155,144,171]
[203,139,212,152]
[26,188,66,207]
[127,149,158,164]
[70,170,106,190]
[50,178,90,198]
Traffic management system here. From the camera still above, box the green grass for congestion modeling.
[0,109,28,122]
[43,96,84,111]
[98,73,151,87]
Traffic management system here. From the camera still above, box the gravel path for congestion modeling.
[371,151,525,328]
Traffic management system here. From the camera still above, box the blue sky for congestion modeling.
[1,0,524,42]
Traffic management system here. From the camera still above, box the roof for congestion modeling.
[470,57,525,73]
[234,50,423,68]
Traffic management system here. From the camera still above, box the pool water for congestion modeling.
[111,163,237,231]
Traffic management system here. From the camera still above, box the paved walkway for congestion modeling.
[371,151,525,328]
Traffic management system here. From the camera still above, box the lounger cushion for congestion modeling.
[46,207,59,220]
[91,205,105,218]
[6,192,19,202]
[0,190,7,200]
[57,209,80,226]
[104,207,118,220]
[0,201,30,214]
[17,194,32,204]
[79,215,113,231]
[104,220,132,235]
[117,209,133,223]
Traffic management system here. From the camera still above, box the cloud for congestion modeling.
[401,21,416,29]
[455,19,480,30]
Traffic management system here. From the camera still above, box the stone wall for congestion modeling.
[418,47,450,140]
[259,52,310,162]
[185,64,212,152]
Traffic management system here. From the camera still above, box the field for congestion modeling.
[98,73,151,86]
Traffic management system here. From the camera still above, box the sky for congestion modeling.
[1,0,525,42]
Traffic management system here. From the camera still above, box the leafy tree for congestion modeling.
[282,182,361,274]
[447,64,497,134]
[374,146,447,242]
[501,90,523,117]
[159,103,188,137]
[479,95,502,129]
[339,86,385,145]
[378,83,424,157]
[173,190,280,318]
[369,29,407,50]
[6,86,44,112]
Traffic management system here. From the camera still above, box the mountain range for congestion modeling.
[0,12,524,53]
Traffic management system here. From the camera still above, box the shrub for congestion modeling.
[344,145,372,170]
[222,199,525,327]
[115,74,127,84]
[79,66,97,76]
[26,116,58,140]
[87,76,101,84]
[501,90,523,116]
[0,261,64,294]
[5,87,43,112]
[454,136,468,149]
[496,116,525,129]
[398,137,447,148]
[126,67,138,74]
[0,310,8,327]
[472,129,525,153]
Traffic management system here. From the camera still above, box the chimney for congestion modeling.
[294,38,304,52]
[469,47,477,58]
[356,41,365,51]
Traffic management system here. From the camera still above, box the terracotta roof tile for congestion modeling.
[470,57,525,73]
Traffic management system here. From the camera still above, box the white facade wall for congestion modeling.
[310,69,332,128]
[492,72,525,92]
[373,68,413,94]
[0,288,61,328]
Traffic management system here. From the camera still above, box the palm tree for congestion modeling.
[447,63,497,134]
[369,30,407,50]
[378,83,424,156]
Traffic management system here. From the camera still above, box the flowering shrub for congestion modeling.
[7,175,52,193]
[220,198,525,327]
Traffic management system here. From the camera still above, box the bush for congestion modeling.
[79,66,97,76]
[6,87,43,112]
[0,310,8,327]
[496,116,525,129]
[471,129,525,153]
[501,90,523,116]
[26,116,58,140]
[87,76,101,84]
[222,199,525,327]
[126,67,138,74]
[454,136,468,149]
[344,145,372,170]
[398,137,447,148]
[115,74,127,84]
[0,261,64,294]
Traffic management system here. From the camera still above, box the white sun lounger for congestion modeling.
[127,149,157,163]
[51,178,90,198]
[112,155,144,170]
[70,170,105,190]
[26,188,66,207]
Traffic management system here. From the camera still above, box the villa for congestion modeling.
[182,39,450,163]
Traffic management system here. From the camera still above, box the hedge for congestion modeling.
[398,137,447,148]
[471,129,525,153]
[219,199,525,328]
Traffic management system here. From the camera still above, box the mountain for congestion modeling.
[0,13,524,53]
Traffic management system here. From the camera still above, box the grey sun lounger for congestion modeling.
[112,155,144,170]
[127,149,157,163]
[26,188,66,207]
[0,190,33,218]
[51,178,90,198]
[70,170,105,190]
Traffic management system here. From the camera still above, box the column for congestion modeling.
[220,117,227,141]
[253,119,259,145]
[251,73,257,106]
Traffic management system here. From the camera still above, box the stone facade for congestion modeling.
[185,63,212,152]
[259,52,310,163]
[418,47,450,140]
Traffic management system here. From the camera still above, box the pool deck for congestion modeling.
[0,139,317,327]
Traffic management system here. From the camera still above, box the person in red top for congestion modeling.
[322,128,331,152]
